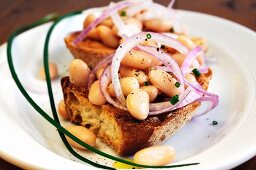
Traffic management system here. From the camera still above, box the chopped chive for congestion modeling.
[120,11,126,17]
[192,68,201,77]
[146,33,151,39]
[212,121,218,125]
[175,82,181,88]
[144,81,150,86]
[169,95,179,105]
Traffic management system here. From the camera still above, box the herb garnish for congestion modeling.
[175,82,181,88]
[120,11,126,16]
[192,68,201,77]
[170,95,179,105]
[146,33,152,39]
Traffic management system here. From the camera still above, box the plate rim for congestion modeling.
[0,9,256,169]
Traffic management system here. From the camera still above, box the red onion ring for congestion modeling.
[73,1,133,45]
[88,54,113,89]
[110,4,141,39]
[137,45,185,92]
[167,0,176,9]
[99,66,128,111]
[198,66,209,74]
[185,80,218,98]
[193,95,219,118]
[149,86,192,115]
[126,0,153,17]
[181,46,202,75]
[111,32,188,106]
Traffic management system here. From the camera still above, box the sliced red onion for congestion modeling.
[192,95,219,118]
[173,89,201,110]
[149,86,192,115]
[88,54,113,89]
[183,80,219,118]
[110,7,140,38]
[162,32,179,39]
[167,7,184,33]
[99,66,128,111]
[126,0,153,17]
[111,32,188,106]
[153,66,171,72]
[167,0,176,9]
[73,1,133,45]
[185,80,217,98]
[198,66,209,74]
[111,11,129,38]
[137,45,185,92]
[181,47,202,75]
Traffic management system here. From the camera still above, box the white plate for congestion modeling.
[0,8,256,170]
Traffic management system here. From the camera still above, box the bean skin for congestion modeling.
[58,100,69,120]
[126,89,149,120]
[65,125,96,150]
[149,69,181,97]
[134,145,176,166]
[88,80,106,105]
[69,59,91,87]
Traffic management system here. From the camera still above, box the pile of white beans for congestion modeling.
[68,14,204,121]
[83,10,180,48]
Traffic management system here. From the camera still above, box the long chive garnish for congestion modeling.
[7,11,199,169]
[7,11,114,170]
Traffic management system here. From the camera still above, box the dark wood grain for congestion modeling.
[0,0,255,169]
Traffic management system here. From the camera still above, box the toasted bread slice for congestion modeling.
[64,32,114,67]
[61,69,212,155]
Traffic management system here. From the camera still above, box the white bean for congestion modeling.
[134,146,176,166]
[177,35,196,50]
[87,28,100,41]
[100,18,114,28]
[126,89,149,120]
[119,66,149,85]
[112,17,142,36]
[123,17,143,30]
[144,18,172,32]
[185,73,197,83]
[88,80,106,105]
[69,59,91,87]
[140,85,158,102]
[83,14,96,29]
[97,25,120,48]
[107,83,116,97]
[171,53,186,67]
[121,50,155,69]
[108,77,140,97]
[149,69,181,97]
[39,63,58,80]
[58,100,69,120]
[66,125,96,150]
[96,65,106,80]
[191,37,208,53]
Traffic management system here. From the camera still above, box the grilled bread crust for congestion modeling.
[64,32,114,67]
[61,69,212,156]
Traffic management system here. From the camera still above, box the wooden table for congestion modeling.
[0,0,255,169]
